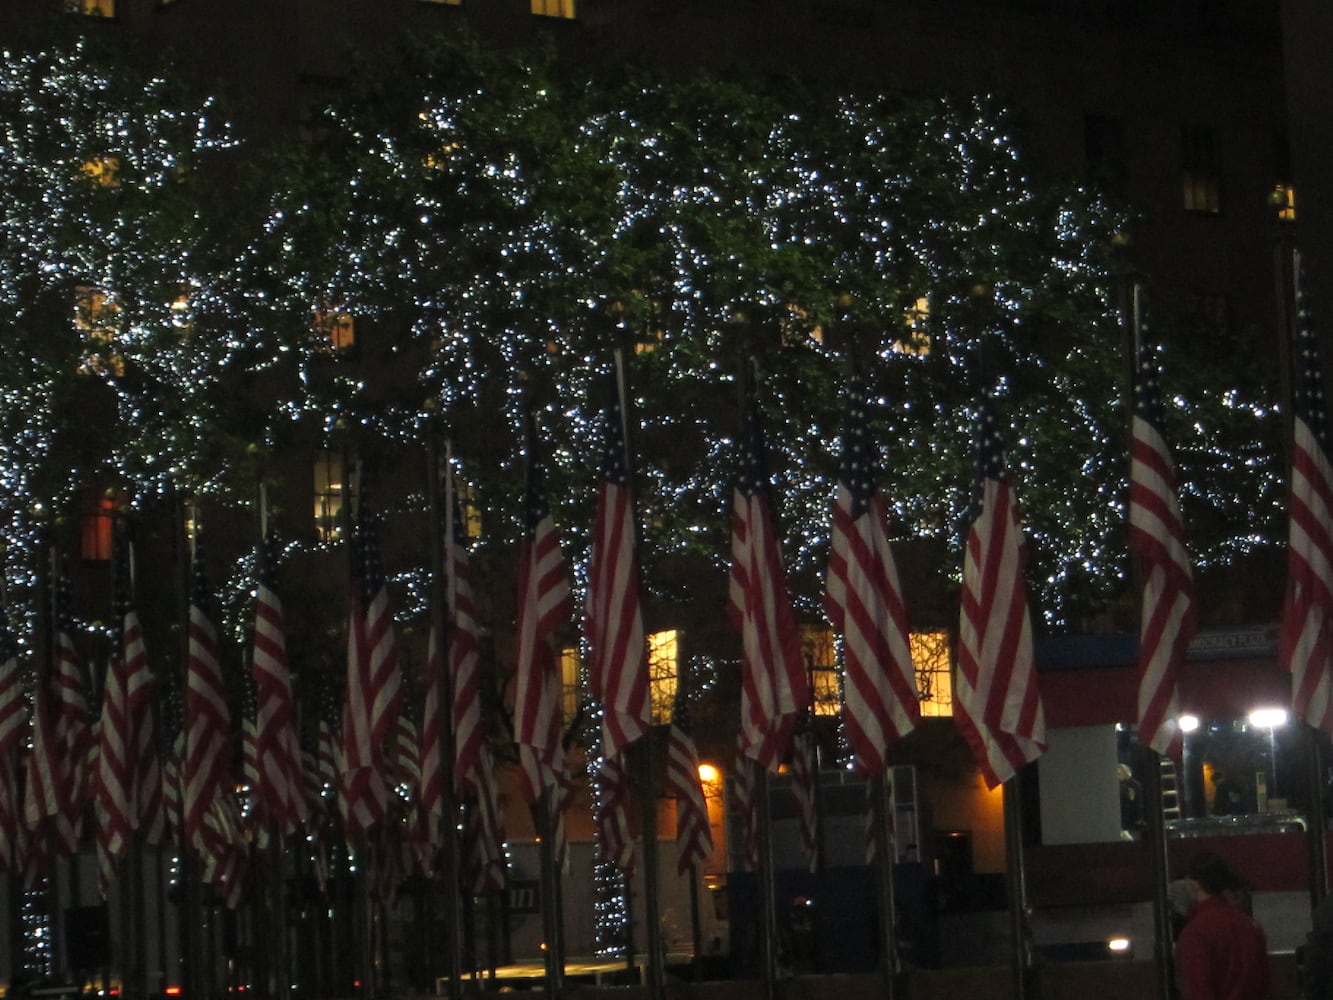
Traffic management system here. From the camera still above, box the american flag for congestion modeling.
[953,391,1046,788]
[825,377,919,774]
[1129,346,1197,754]
[95,543,137,895]
[663,688,712,875]
[22,663,64,850]
[52,566,91,852]
[789,712,818,874]
[184,545,237,870]
[0,623,23,871]
[239,673,262,834]
[125,603,164,846]
[159,671,186,845]
[341,490,401,834]
[1281,266,1333,731]
[444,459,483,796]
[730,744,758,872]
[595,751,635,876]
[464,747,507,894]
[415,622,444,872]
[728,383,807,772]
[586,365,651,763]
[513,419,573,809]
[249,533,307,837]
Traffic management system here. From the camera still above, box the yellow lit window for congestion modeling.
[314,450,345,542]
[80,156,120,187]
[452,481,483,540]
[80,489,116,562]
[561,646,582,725]
[1273,184,1296,222]
[648,629,679,724]
[531,0,575,18]
[74,286,124,376]
[313,307,355,352]
[800,624,840,717]
[893,296,931,356]
[66,0,115,15]
[912,630,953,717]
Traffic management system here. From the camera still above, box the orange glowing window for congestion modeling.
[313,307,355,352]
[81,490,116,562]
[74,286,124,376]
[66,0,115,15]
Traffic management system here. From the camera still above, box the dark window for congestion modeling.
[1084,114,1127,196]
[1181,125,1222,214]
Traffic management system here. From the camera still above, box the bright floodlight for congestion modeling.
[1107,937,1131,953]
[1248,707,1289,728]
[1178,715,1200,733]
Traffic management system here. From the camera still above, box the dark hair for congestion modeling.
[1184,851,1243,896]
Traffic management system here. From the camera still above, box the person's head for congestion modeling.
[1183,851,1241,903]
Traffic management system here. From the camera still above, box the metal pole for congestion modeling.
[874,770,899,1000]
[536,796,564,997]
[753,762,779,996]
[425,430,465,1000]
[1141,748,1175,1000]
[1002,778,1032,1000]
[639,734,665,999]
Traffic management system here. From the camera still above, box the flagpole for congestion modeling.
[520,401,568,998]
[874,773,895,997]
[612,344,666,1000]
[1123,283,1176,1000]
[1002,777,1032,1000]
[425,424,465,1000]
[1283,245,1330,907]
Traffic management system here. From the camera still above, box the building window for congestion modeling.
[912,630,953,718]
[313,307,355,353]
[531,0,575,17]
[1182,293,1230,338]
[647,630,679,724]
[80,156,120,187]
[1084,114,1127,196]
[453,481,483,540]
[65,0,115,15]
[314,450,345,542]
[892,296,931,356]
[1181,125,1222,214]
[561,646,581,725]
[74,286,124,376]
[1272,183,1296,222]
[800,624,840,717]
[80,489,116,561]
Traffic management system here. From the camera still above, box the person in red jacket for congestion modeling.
[1175,851,1271,1000]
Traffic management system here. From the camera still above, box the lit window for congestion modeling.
[80,156,120,187]
[453,481,483,540]
[560,647,581,725]
[1272,184,1296,222]
[313,307,355,352]
[1181,125,1222,214]
[314,450,345,542]
[912,630,953,717]
[170,288,194,337]
[80,489,116,561]
[648,630,679,724]
[74,286,123,376]
[66,0,115,15]
[531,0,575,16]
[800,625,839,717]
[893,296,931,356]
